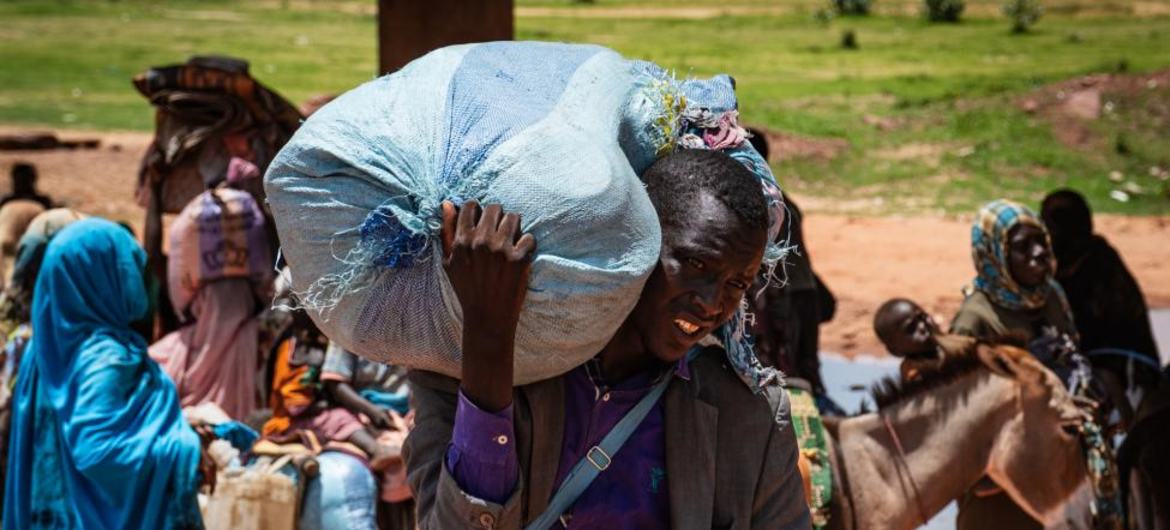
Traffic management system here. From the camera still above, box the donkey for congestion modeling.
[823,343,1092,530]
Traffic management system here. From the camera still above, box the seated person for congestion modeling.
[4,219,208,529]
[1040,188,1159,361]
[261,314,398,470]
[873,297,975,381]
[0,163,53,210]
[321,343,412,502]
[322,343,409,421]
[405,149,809,529]
[951,199,1077,347]
[950,199,1077,530]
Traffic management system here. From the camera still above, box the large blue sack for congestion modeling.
[266,41,786,386]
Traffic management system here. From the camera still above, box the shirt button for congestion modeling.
[602,392,611,402]
[495,435,509,445]
[479,513,495,528]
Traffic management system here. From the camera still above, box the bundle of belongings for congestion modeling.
[265,41,788,386]
[166,187,274,317]
[150,188,274,419]
[134,55,302,216]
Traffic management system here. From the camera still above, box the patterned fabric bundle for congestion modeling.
[970,199,1059,311]
[168,187,273,317]
[134,55,302,214]
[786,387,832,528]
[671,74,788,391]
[265,41,787,388]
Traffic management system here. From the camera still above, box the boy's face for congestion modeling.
[629,192,767,364]
[878,301,939,357]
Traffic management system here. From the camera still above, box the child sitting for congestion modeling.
[261,314,400,471]
[873,298,975,381]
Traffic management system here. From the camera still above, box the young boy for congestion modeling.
[873,297,975,381]
[405,149,809,529]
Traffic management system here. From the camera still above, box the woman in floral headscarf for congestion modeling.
[951,199,1077,343]
[949,199,1078,530]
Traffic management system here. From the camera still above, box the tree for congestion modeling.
[1003,0,1043,33]
[924,0,964,22]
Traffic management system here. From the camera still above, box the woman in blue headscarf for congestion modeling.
[951,199,1077,343]
[4,218,208,529]
[949,199,1078,530]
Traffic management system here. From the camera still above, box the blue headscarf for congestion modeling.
[4,218,204,530]
[970,199,1060,311]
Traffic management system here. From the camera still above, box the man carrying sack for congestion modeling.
[404,149,810,529]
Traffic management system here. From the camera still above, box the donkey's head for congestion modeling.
[977,343,1089,524]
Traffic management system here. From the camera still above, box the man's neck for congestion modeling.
[596,321,664,384]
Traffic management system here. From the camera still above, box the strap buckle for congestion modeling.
[585,446,611,471]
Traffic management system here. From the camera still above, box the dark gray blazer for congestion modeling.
[403,346,812,530]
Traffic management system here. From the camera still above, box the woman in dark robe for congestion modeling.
[1040,188,1159,361]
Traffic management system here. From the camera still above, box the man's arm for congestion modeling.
[404,201,536,530]
[752,387,813,529]
[405,371,524,530]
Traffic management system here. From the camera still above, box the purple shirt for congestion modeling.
[446,359,689,528]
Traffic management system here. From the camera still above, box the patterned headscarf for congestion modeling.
[661,74,790,393]
[970,199,1057,311]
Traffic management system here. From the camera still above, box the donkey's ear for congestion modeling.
[996,344,1053,389]
[975,343,1017,378]
[976,343,1045,382]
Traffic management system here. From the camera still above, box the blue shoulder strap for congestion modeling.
[524,349,694,530]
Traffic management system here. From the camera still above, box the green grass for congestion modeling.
[0,1,377,130]
[2,0,1169,214]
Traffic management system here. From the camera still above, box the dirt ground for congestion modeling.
[0,127,153,228]
[798,206,1170,355]
[3,126,1167,357]
[1018,68,1170,153]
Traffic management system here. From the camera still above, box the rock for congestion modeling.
[862,114,900,130]
[1063,89,1101,120]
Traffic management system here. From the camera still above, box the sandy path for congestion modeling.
[3,127,1166,357]
[0,127,151,231]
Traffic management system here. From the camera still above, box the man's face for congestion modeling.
[629,192,767,363]
[1007,224,1053,288]
[878,300,939,358]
